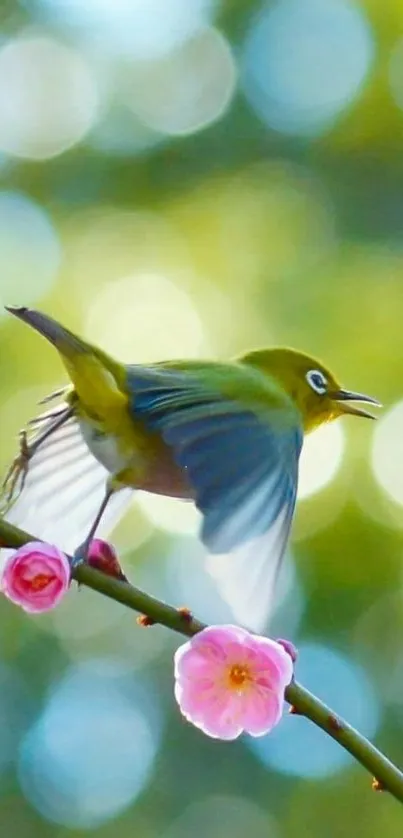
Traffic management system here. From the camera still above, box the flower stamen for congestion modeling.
[228,664,249,689]
[30,573,52,591]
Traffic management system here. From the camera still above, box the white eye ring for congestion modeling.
[306,369,327,395]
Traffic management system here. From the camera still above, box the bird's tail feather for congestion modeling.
[5,307,127,414]
[5,306,90,356]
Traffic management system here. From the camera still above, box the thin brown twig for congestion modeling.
[1,516,403,804]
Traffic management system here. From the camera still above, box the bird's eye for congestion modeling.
[306,369,327,395]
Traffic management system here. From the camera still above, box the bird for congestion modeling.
[0,306,381,630]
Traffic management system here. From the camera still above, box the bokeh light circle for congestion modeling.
[89,105,164,157]
[85,272,209,362]
[298,421,345,500]
[371,400,403,506]
[0,36,99,159]
[137,493,201,536]
[123,28,237,136]
[352,588,403,707]
[249,643,379,778]
[242,0,374,137]
[388,38,403,113]
[0,192,61,311]
[189,161,337,298]
[165,794,279,838]
[165,536,240,626]
[35,0,218,60]
[0,663,32,777]
[18,662,162,828]
[63,207,192,297]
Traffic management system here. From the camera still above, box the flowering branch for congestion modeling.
[1,517,403,803]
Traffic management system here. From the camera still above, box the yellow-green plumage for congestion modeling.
[1,307,380,630]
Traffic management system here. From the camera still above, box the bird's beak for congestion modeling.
[329,389,382,420]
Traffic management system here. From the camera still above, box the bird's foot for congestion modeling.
[1,429,31,509]
[70,541,90,571]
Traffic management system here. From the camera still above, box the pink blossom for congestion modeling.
[174,625,294,740]
[1,541,70,613]
[87,539,127,581]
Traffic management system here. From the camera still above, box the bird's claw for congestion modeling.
[1,429,31,510]
[70,542,89,571]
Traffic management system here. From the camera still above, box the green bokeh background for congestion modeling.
[1,0,403,835]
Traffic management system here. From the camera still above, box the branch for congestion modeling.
[1,517,403,803]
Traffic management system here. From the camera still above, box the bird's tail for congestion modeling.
[5,306,91,355]
[6,306,126,415]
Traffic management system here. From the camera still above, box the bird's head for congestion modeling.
[242,348,381,433]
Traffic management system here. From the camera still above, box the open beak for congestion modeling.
[329,389,382,420]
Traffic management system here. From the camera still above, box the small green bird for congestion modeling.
[1,306,380,629]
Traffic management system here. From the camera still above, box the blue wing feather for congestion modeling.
[128,364,303,628]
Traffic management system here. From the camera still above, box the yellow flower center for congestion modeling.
[31,574,52,592]
[228,664,250,690]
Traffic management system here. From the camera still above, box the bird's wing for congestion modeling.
[130,365,302,631]
[1,403,133,555]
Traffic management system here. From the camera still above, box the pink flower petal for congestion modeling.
[174,627,249,679]
[21,557,58,578]
[199,692,245,741]
[178,682,245,740]
[247,636,294,687]
[87,539,125,580]
[173,625,295,741]
[175,646,223,681]
[242,688,283,737]
[190,625,250,657]
[1,542,70,613]
[175,679,219,720]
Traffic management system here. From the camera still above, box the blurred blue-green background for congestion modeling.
[0,0,403,834]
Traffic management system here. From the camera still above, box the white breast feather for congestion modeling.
[78,419,129,475]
